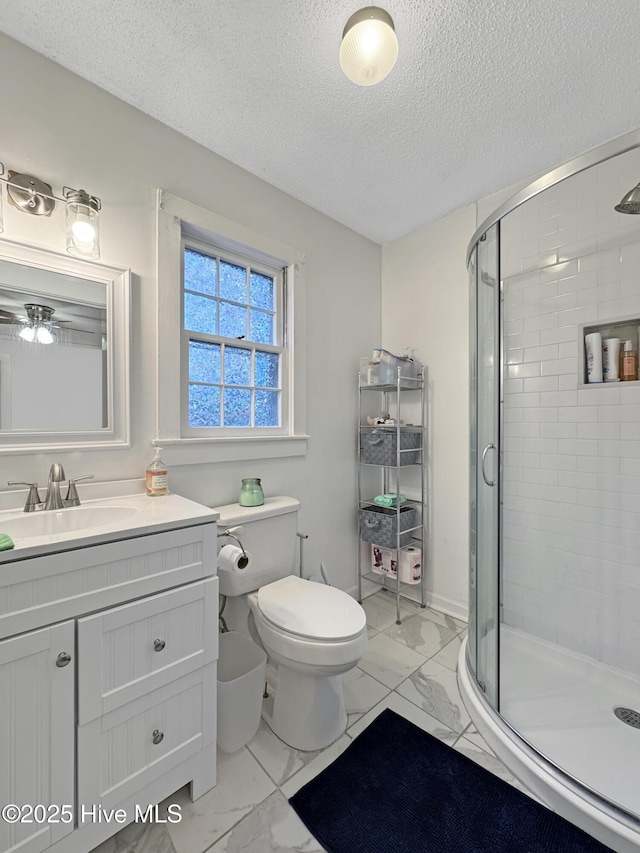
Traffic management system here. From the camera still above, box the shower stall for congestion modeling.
[460,130,640,853]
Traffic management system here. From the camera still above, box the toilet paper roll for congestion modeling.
[399,547,421,584]
[218,544,251,573]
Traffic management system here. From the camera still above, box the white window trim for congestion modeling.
[181,236,288,437]
[156,190,308,465]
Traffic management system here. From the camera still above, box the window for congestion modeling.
[182,239,288,435]
[156,191,307,464]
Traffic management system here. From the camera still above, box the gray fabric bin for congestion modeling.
[361,429,421,466]
[359,504,417,549]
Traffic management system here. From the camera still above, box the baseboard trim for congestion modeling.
[348,580,468,624]
[425,590,468,623]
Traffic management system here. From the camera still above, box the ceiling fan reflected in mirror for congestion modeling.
[19,303,55,343]
[0,302,94,345]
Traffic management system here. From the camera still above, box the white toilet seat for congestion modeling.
[257,575,366,640]
[249,576,367,668]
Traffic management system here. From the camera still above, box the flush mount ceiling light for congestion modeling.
[0,162,101,258]
[339,6,398,87]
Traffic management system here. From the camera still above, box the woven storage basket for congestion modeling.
[361,429,421,466]
[358,504,417,549]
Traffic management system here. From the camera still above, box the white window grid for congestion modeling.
[180,237,287,435]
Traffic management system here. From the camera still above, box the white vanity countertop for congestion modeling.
[0,492,218,563]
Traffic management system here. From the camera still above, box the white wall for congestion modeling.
[381,206,476,619]
[0,34,381,593]
[501,147,640,673]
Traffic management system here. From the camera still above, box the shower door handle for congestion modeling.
[481,444,496,487]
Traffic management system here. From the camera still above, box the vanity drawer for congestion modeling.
[78,577,218,724]
[0,523,217,641]
[77,664,216,810]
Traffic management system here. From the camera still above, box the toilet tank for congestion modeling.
[215,496,300,596]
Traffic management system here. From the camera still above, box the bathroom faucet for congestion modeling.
[44,463,66,510]
[7,468,94,512]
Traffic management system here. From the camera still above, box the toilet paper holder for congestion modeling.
[217,526,249,569]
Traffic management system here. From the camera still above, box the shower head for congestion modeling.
[615,183,640,214]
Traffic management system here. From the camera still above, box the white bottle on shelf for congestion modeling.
[584,332,603,383]
[603,338,620,381]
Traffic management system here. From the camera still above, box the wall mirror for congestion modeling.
[0,239,130,453]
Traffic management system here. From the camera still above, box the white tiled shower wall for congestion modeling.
[500,147,640,675]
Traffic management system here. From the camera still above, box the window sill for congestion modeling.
[155,435,309,466]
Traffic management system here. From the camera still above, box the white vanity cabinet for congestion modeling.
[0,495,219,853]
[0,622,75,853]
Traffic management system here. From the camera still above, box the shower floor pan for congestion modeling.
[499,626,640,823]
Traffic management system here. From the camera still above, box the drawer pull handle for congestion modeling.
[153,639,166,652]
[56,652,72,668]
[152,729,164,745]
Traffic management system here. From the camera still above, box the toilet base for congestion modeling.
[264,665,347,751]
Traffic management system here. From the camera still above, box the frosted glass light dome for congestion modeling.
[339,7,398,87]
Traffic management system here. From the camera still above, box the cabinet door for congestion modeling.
[0,622,74,853]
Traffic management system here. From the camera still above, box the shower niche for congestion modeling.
[580,315,640,385]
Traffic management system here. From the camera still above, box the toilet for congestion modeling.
[215,496,367,751]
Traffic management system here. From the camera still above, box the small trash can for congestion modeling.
[217,631,267,753]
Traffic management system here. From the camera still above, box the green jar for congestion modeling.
[239,477,264,507]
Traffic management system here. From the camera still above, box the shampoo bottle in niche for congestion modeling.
[584,332,603,383]
[603,338,621,381]
[146,446,169,496]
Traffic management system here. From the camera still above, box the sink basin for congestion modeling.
[0,491,217,560]
[0,505,138,540]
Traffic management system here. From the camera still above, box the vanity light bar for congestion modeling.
[0,161,101,259]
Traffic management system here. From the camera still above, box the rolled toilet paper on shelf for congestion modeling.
[218,544,251,573]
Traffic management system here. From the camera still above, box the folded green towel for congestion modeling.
[373,493,407,508]
[0,533,15,551]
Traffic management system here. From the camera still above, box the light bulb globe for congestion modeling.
[340,7,398,86]
[66,190,100,259]
[19,326,35,343]
[36,326,54,345]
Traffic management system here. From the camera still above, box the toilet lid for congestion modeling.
[257,576,366,641]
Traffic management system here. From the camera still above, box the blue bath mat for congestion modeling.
[289,709,614,853]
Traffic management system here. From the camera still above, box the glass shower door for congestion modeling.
[468,224,500,708]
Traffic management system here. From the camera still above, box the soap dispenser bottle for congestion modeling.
[146,446,169,496]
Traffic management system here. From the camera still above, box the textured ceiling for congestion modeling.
[1,1,639,244]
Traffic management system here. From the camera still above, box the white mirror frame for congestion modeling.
[0,238,130,454]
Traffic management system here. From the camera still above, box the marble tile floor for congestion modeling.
[91,590,533,853]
